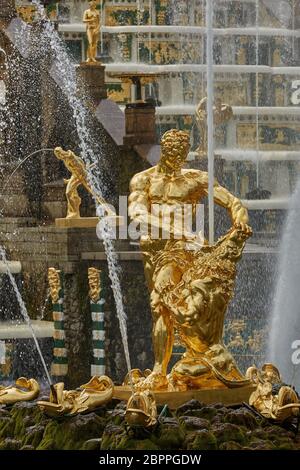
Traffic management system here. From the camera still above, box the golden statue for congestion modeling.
[129,129,252,391]
[48,267,61,303]
[0,377,40,405]
[195,97,233,156]
[88,267,101,303]
[247,364,300,422]
[125,391,157,428]
[53,147,115,220]
[83,1,101,63]
[37,376,114,418]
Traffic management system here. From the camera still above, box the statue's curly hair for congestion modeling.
[161,129,190,148]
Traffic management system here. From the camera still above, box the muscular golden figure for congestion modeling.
[129,129,252,391]
[54,147,114,219]
[83,1,100,63]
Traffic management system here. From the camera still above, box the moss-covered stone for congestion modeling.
[185,430,218,450]
[219,441,243,450]
[179,416,210,431]
[154,423,185,449]
[212,423,247,445]
[80,438,101,450]
[0,438,22,450]
[225,408,258,430]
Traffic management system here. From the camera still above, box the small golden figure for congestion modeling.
[54,147,115,220]
[37,376,114,418]
[83,1,101,63]
[247,364,300,422]
[129,129,252,391]
[196,97,233,156]
[88,267,101,303]
[48,267,61,303]
[0,377,40,405]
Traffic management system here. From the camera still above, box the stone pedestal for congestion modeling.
[76,62,107,108]
[123,103,157,147]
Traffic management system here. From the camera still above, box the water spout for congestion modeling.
[0,246,52,386]
[268,179,300,389]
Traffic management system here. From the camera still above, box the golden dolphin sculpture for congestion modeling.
[247,364,300,422]
[37,376,114,418]
[0,377,40,405]
[125,391,157,428]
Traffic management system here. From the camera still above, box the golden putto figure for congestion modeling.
[83,1,101,63]
[129,129,252,391]
[54,147,114,220]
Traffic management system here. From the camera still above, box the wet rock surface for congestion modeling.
[0,400,299,450]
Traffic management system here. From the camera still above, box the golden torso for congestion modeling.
[147,169,205,206]
[84,9,100,29]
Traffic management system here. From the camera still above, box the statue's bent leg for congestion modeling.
[65,177,82,219]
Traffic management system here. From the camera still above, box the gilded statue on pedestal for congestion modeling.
[83,1,101,63]
[0,377,40,405]
[129,129,252,391]
[247,364,300,422]
[53,147,114,220]
[196,97,233,156]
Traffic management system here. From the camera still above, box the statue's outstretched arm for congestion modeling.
[201,173,250,228]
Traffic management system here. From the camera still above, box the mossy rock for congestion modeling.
[190,407,218,421]
[0,438,22,450]
[134,439,160,450]
[212,423,247,445]
[179,416,210,431]
[100,424,125,450]
[225,408,258,430]
[0,417,14,438]
[154,423,185,449]
[246,439,276,450]
[176,400,205,416]
[23,425,45,448]
[80,438,101,450]
[219,440,243,450]
[37,413,106,450]
[185,430,218,450]
[36,437,55,450]
[10,402,45,438]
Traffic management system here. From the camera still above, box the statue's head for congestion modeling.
[262,363,281,384]
[160,129,190,172]
[89,0,97,9]
[54,147,72,161]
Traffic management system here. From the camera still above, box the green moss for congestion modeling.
[154,425,185,449]
[186,430,218,450]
